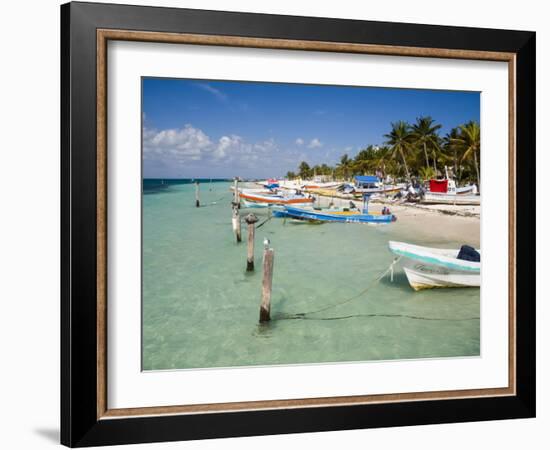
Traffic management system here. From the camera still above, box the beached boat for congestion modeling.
[428,178,477,195]
[421,193,480,205]
[239,189,314,207]
[388,241,480,290]
[263,178,280,189]
[353,176,403,196]
[302,182,342,191]
[311,187,358,199]
[422,178,480,205]
[280,206,396,223]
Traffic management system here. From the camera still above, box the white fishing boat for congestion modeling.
[421,192,480,205]
[301,181,342,191]
[422,178,479,205]
[353,175,403,195]
[239,188,314,208]
[388,241,480,290]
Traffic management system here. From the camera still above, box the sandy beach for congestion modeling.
[246,181,480,247]
[283,190,481,247]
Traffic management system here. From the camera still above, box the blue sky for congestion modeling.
[142,78,480,178]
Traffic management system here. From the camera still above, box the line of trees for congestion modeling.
[286,116,481,188]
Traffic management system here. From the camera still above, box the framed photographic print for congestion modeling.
[61,1,536,447]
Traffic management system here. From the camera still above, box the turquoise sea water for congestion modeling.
[142,181,480,371]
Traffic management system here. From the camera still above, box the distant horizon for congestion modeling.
[143,78,480,179]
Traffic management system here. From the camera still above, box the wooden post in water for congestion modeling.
[232,208,242,243]
[231,178,242,242]
[245,213,259,271]
[233,178,240,209]
[195,181,200,207]
[260,239,274,322]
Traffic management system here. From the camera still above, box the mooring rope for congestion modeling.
[195,195,228,207]
[273,256,480,323]
[286,313,480,322]
[255,215,273,229]
[276,258,399,320]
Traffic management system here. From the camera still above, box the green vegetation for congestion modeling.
[286,116,481,186]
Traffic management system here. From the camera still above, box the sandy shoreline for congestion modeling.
[312,194,480,247]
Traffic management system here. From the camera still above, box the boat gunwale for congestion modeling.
[389,241,480,272]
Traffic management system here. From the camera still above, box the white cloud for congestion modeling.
[254,138,277,153]
[214,135,243,160]
[308,138,323,149]
[295,138,304,146]
[195,83,227,101]
[143,124,282,171]
[144,124,212,164]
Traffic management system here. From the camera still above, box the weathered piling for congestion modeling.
[233,178,240,209]
[232,208,242,242]
[259,239,274,323]
[231,178,242,242]
[195,181,200,207]
[245,213,259,271]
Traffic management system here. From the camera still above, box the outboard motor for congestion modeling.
[457,245,480,262]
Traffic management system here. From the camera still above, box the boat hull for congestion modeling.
[242,199,274,208]
[402,265,480,291]
[284,206,395,223]
[239,191,314,207]
[422,193,480,205]
[389,241,480,290]
[354,185,403,195]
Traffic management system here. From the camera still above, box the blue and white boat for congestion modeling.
[279,205,396,224]
[388,241,480,290]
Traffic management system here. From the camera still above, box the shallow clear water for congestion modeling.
[142,181,480,370]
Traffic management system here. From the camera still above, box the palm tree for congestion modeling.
[452,121,481,190]
[384,121,413,181]
[418,166,437,181]
[353,145,379,175]
[410,116,442,171]
[337,154,352,181]
[443,127,461,179]
[298,161,311,179]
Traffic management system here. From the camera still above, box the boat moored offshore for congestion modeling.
[279,205,396,223]
[388,241,480,290]
[239,189,314,207]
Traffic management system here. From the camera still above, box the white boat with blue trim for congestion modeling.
[388,241,480,290]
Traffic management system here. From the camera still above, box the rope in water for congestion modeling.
[274,257,480,323]
[256,214,273,229]
[196,195,227,207]
[275,259,399,319]
[284,313,480,322]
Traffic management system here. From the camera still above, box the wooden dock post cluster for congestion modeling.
[230,178,274,323]
[245,213,259,271]
[231,178,241,242]
[260,238,274,323]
